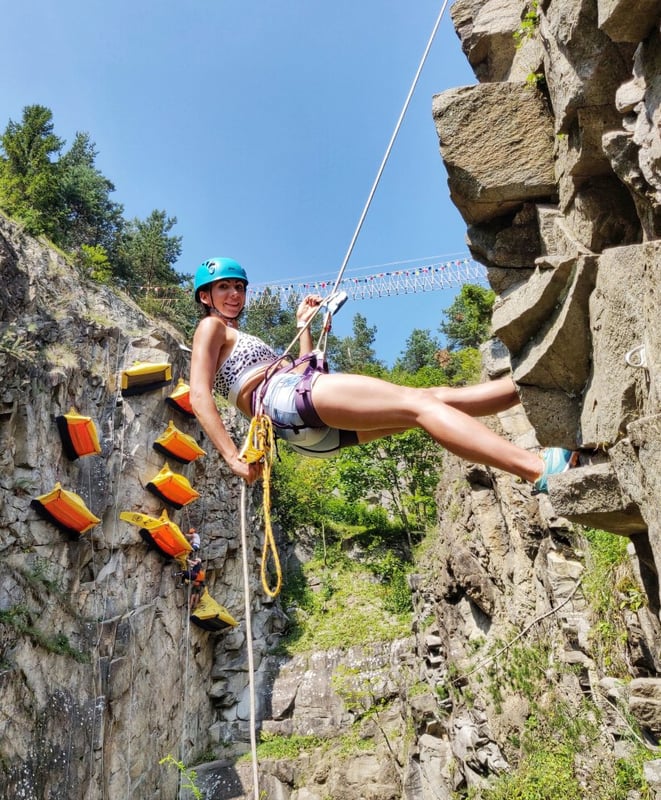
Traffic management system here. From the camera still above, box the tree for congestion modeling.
[115,209,183,293]
[394,328,441,373]
[57,132,123,252]
[0,104,64,237]
[439,284,496,350]
[271,446,340,531]
[243,291,302,353]
[329,313,383,374]
[335,429,438,532]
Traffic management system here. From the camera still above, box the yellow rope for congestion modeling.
[239,414,282,598]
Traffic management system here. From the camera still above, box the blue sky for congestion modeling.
[2,1,477,365]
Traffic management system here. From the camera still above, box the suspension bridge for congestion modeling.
[245,256,487,306]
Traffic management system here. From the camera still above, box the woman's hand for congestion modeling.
[228,454,263,485]
[296,294,322,328]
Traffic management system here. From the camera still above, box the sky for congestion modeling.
[2,1,477,366]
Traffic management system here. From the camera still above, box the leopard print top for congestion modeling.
[213,330,277,401]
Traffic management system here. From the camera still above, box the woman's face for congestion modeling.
[203,279,247,319]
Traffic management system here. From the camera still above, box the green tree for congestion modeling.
[329,312,383,374]
[244,290,302,353]
[271,446,339,531]
[394,328,441,373]
[439,283,495,350]
[57,131,123,252]
[336,429,438,531]
[78,243,113,283]
[116,209,183,294]
[0,104,64,237]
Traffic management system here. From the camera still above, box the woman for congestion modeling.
[189,257,576,489]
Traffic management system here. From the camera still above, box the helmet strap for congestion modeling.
[208,303,239,328]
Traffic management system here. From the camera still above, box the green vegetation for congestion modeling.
[264,282,499,660]
[275,528,413,655]
[580,526,644,676]
[514,1,540,49]
[246,729,376,764]
[459,700,652,800]
[159,754,202,800]
[0,104,195,335]
[444,525,655,799]
[252,732,324,760]
[482,639,550,714]
[0,604,89,663]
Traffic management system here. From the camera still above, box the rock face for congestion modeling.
[0,215,275,798]
[435,0,661,628]
[4,1,661,798]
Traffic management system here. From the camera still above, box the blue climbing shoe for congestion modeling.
[533,448,578,494]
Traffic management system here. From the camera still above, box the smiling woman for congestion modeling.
[188,256,575,492]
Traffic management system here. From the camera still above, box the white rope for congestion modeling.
[178,583,192,800]
[233,8,452,794]
[316,0,451,352]
[240,482,260,800]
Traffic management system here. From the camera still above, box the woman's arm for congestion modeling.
[296,294,322,355]
[189,317,261,484]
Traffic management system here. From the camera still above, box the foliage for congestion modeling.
[244,290,302,352]
[0,105,194,337]
[56,131,124,253]
[514,1,540,49]
[0,604,89,662]
[276,534,412,655]
[460,700,652,800]
[0,324,39,363]
[481,639,550,714]
[394,327,441,373]
[580,526,642,676]
[0,104,64,237]
[77,243,113,283]
[159,754,202,800]
[328,312,384,374]
[253,732,324,760]
[439,284,495,351]
[271,446,340,530]
[115,209,183,292]
[335,428,439,530]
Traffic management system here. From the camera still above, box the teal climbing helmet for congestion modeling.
[193,257,249,302]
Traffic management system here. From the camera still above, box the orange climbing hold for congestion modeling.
[120,508,192,565]
[32,483,101,538]
[165,378,195,418]
[121,361,172,396]
[153,420,206,464]
[55,407,102,460]
[146,463,200,509]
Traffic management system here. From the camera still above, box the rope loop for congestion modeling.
[239,414,283,598]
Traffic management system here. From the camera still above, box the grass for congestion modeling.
[242,729,377,765]
[275,535,412,655]
[458,699,652,800]
[0,604,89,663]
[580,526,643,676]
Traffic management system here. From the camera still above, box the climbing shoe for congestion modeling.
[533,448,578,495]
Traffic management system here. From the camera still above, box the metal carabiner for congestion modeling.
[625,344,647,369]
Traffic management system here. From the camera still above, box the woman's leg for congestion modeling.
[310,373,543,483]
[430,376,520,416]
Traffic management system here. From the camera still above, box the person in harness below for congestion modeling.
[188,257,577,493]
